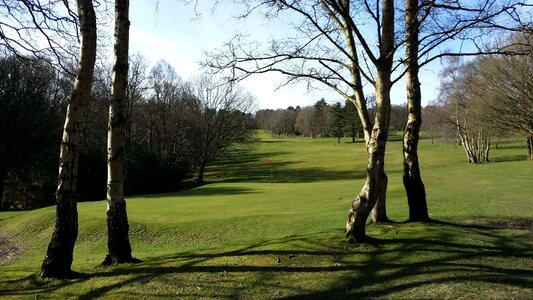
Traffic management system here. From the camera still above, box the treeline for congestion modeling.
[256,98,409,141]
[0,54,256,210]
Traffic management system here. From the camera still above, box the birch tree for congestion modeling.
[41,0,97,278]
[401,0,532,221]
[402,0,428,221]
[103,0,135,265]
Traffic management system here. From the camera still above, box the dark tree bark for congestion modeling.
[103,0,134,265]
[403,0,429,222]
[103,200,133,264]
[41,0,97,278]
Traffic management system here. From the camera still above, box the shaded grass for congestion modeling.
[0,135,532,299]
[1,223,531,299]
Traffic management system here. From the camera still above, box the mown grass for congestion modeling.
[1,133,532,299]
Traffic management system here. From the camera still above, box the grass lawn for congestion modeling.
[1,133,532,299]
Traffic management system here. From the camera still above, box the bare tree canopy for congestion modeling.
[0,0,113,73]
[0,0,77,60]
[439,57,493,163]
[185,74,258,183]
[439,33,533,161]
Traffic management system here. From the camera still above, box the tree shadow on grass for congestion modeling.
[489,154,528,163]
[211,155,366,183]
[217,165,367,183]
[135,186,263,199]
[494,141,526,150]
[3,219,531,299]
[212,149,292,167]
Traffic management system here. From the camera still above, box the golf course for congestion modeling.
[1,133,532,299]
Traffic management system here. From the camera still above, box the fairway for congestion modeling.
[1,134,532,299]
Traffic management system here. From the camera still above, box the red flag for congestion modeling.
[268,159,273,165]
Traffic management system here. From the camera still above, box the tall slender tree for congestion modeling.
[401,0,531,222]
[41,0,97,278]
[103,0,134,265]
[402,0,428,222]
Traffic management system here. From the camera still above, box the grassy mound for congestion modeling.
[1,134,532,299]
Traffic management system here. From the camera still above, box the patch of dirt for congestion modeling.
[0,234,21,260]
[486,219,533,230]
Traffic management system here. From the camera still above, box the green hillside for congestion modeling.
[1,134,532,299]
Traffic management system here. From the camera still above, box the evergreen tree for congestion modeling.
[329,102,345,144]
[343,100,360,143]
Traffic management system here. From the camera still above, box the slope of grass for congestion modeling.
[1,134,532,299]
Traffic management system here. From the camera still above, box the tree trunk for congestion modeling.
[344,0,394,241]
[196,163,206,184]
[403,0,429,222]
[103,0,134,265]
[346,130,389,242]
[527,134,533,160]
[372,171,389,222]
[103,200,133,264]
[41,0,97,278]
[346,73,392,240]
[456,124,490,164]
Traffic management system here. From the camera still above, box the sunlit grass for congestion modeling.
[1,134,532,299]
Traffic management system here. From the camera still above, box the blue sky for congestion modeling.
[129,0,442,109]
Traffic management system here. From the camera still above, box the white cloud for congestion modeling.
[130,28,199,77]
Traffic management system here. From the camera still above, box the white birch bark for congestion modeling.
[41,0,97,278]
[103,0,134,265]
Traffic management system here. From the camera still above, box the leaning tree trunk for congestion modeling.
[372,170,389,222]
[402,0,429,222]
[41,0,97,278]
[344,0,394,241]
[103,0,134,265]
[346,74,392,242]
[346,110,390,242]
